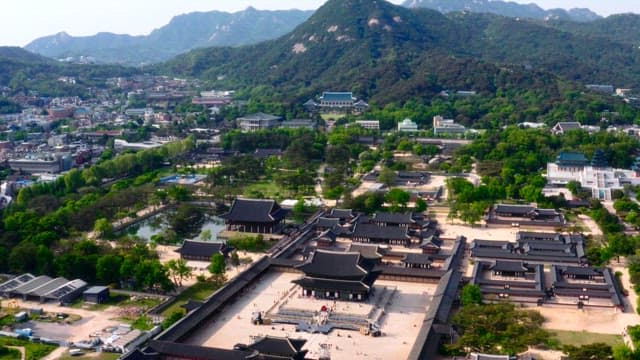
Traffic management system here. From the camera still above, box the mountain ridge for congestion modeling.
[403,0,601,22]
[25,7,314,65]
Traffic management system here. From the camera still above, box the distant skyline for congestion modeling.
[2,0,640,47]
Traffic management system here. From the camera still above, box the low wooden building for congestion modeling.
[221,198,287,233]
[176,240,232,261]
[292,250,380,301]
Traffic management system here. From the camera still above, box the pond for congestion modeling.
[122,212,226,243]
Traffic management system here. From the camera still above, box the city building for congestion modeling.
[432,115,466,137]
[280,119,315,129]
[546,150,640,200]
[303,91,369,113]
[551,121,582,135]
[355,120,380,130]
[236,113,282,131]
[398,118,418,133]
[83,286,110,304]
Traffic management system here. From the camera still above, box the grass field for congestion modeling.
[160,280,222,317]
[0,338,56,360]
[58,352,121,360]
[551,329,624,347]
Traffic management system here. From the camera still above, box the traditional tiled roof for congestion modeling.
[177,240,231,258]
[490,260,528,273]
[327,208,354,220]
[402,253,433,266]
[248,336,307,358]
[237,112,282,121]
[254,148,283,158]
[315,217,340,229]
[295,250,367,278]
[494,204,535,215]
[373,212,415,225]
[352,223,410,240]
[556,151,588,166]
[554,122,581,131]
[222,198,287,223]
[347,243,384,260]
[320,92,355,102]
[148,341,251,360]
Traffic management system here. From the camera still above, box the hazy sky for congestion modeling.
[1,0,639,47]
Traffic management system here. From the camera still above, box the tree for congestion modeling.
[96,255,123,285]
[169,204,204,237]
[230,251,240,268]
[163,310,185,329]
[209,253,227,286]
[94,218,114,239]
[563,343,613,360]
[566,180,582,196]
[200,229,212,242]
[166,259,192,287]
[415,198,428,213]
[460,284,482,306]
[209,253,226,276]
[385,189,410,212]
[377,167,397,187]
[448,303,549,355]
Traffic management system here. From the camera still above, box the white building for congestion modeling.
[236,113,282,132]
[397,118,418,133]
[432,115,466,137]
[355,120,380,131]
[546,151,640,200]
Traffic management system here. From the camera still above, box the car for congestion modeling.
[69,349,85,356]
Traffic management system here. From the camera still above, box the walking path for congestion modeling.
[7,346,25,360]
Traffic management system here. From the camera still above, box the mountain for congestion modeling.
[403,0,601,22]
[160,0,640,98]
[547,14,640,46]
[0,46,136,97]
[25,7,313,65]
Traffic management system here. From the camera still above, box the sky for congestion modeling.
[1,0,639,47]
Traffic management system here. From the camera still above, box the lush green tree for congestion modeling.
[200,229,213,242]
[415,198,428,213]
[377,167,397,187]
[449,303,549,355]
[563,343,613,360]
[163,309,185,329]
[566,180,582,196]
[169,204,204,237]
[612,344,636,360]
[231,251,240,268]
[94,218,114,238]
[460,284,483,306]
[209,253,226,276]
[385,189,411,212]
[96,255,124,285]
[165,259,192,287]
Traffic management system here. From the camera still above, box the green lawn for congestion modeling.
[0,338,56,360]
[58,352,121,360]
[551,330,623,347]
[70,294,129,311]
[161,280,222,317]
[243,181,289,200]
[0,346,21,360]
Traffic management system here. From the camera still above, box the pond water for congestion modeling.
[123,212,226,242]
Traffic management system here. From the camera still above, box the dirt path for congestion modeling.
[41,346,66,360]
[7,346,25,360]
